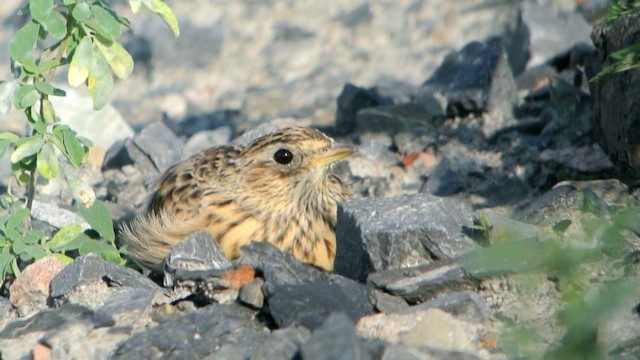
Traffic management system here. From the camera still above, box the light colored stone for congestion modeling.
[9,256,66,317]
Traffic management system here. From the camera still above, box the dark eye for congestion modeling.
[273,149,293,164]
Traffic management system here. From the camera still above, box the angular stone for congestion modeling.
[267,278,374,331]
[238,278,265,309]
[0,297,16,332]
[370,289,409,313]
[300,313,384,360]
[112,304,268,359]
[250,326,310,360]
[368,260,477,303]
[132,121,183,174]
[30,200,90,231]
[238,241,329,292]
[50,254,161,307]
[164,231,232,287]
[335,83,393,135]
[355,103,436,135]
[93,288,156,328]
[588,13,640,179]
[9,256,66,317]
[334,193,478,282]
[421,157,465,196]
[411,291,491,323]
[422,38,517,119]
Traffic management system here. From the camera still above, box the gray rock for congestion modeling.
[51,254,161,304]
[238,241,329,292]
[422,157,465,196]
[238,278,265,309]
[0,297,16,332]
[182,126,233,157]
[250,326,310,360]
[368,260,477,303]
[299,313,384,360]
[132,121,183,174]
[518,184,581,226]
[410,291,492,323]
[334,193,478,282]
[335,83,393,135]
[422,37,518,120]
[334,3,373,28]
[164,231,232,287]
[0,304,96,359]
[355,103,436,135]
[112,304,269,359]
[267,278,375,331]
[30,200,90,230]
[93,288,156,328]
[588,12,640,179]
[370,289,409,313]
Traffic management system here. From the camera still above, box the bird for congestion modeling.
[119,127,354,273]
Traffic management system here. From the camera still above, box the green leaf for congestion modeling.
[30,0,53,25]
[21,59,39,74]
[12,238,28,255]
[61,128,86,166]
[9,20,40,62]
[77,200,115,241]
[13,84,39,109]
[72,2,91,22]
[37,59,60,74]
[0,247,14,281]
[78,238,117,256]
[10,136,44,163]
[44,11,67,40]
[91,5,122,39]
[22,230,43,244]
[87,72,113,110]
[141,0,180,37]
[23,245,48,260]
[6,207,29,231]
[37,142,59,179]
[0,132,20,144]
[94,38,134,79]
[35,79,55,95]
[49,223,83,250]
[41,98,56,123]
[26,105,47,134]
[68,37,92,87]
[62,0,76,5]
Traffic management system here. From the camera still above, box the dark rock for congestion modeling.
[0,304,103,359]
[475,174,532,207]
[268,278,375,331]
[422,157,465,196]
[50,254,161,302]
[238,278,265,309]
[355,103,437,135]
[587,13,640,179]
[335,83,393,135]
[183,126,233,157]
[273,21,315,42]
[112,304,268,359]
[132,121,183,174]
[164,231,232,287]
[299,313,384,360]
[334,193,478,282]
[238,241,329,292]
[93,288,156,327]
[517,184,594,226]
[102,139,135,170]
[421,38,517,119]
[368,260,477,303]
[370,289,409,313]
[250,326,310,360]
[411,291,491,323]
[164,109,238,138]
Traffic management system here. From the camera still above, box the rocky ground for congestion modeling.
[1,0,640,359]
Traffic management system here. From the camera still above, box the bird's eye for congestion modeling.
[273,149,293,164]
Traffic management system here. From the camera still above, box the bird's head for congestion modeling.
[237,127,354,212]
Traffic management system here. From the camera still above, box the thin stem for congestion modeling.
[26,168,36,210]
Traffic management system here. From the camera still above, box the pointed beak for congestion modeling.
[310,144,355,168]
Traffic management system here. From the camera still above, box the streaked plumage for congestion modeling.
[120,127,353,272]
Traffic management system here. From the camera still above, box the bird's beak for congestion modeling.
[310,144,355,168]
